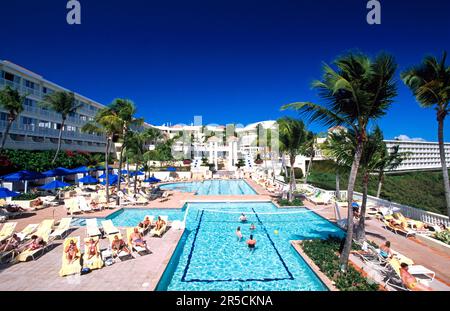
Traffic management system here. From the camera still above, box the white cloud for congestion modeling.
[394,134,425,142]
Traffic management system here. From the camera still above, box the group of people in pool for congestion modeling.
[236,213,257,250]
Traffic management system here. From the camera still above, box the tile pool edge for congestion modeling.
[290,241,338,291]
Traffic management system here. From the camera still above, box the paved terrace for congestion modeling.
[0,178,448,291]
[304,200,450,288]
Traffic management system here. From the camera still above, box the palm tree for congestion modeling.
[402,51,450,216]
[107,99,143,205]
[282,52,397,271]
[302,131,316,184]
[124,131,145,194]
[81,107,122,204]
[41,91,81,164]
[277,117,309,202]
[375,144,406,198]
[0,86,26,152]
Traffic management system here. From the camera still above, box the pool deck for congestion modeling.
[1,178,449,291]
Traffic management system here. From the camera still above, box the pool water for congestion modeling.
[155,202,344,291]
[159,180,257,195]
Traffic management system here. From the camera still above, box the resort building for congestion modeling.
[385,139,450,172]
[0,60,107,153]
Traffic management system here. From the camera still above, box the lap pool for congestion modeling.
[159,180,257,195]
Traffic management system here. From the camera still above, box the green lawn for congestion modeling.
[307,161,448,215]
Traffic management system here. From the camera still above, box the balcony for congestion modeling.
[0,120,106,143]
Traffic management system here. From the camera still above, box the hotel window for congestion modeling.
[80,115,87,121]
[21,117,35,130]
[24,98,34,106]
[0,112,7,121]
[2,71,16,82]
[24,80,35,89]
[38,120,51,128]
[66,125,76,132]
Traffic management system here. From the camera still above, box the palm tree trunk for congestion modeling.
[289,156,296,202]
[335,170,341,200]
[0,116,14,152]
[105,138,111,204]
[437,115,450,216]
[134,165,138,194]
[116,143,125,206]
[126,159,130,185]
[356,172,369,241]
[304,155,314,183]
[376,171,383,198]
[52,117,65,164]
[339,140,364,272]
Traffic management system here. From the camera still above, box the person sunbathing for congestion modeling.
[85,238,99,260]
[5,205,26,213]
[155,217,166,231]
[139,216,152,230]
[130,228,148,250]
[0,234,21,252]
[65,239,79,264]
[400,263,432,291]
[379,241,394,259]
[111,235,131,256]
[22,235,45,252]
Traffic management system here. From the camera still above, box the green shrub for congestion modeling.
[12,193,39,201]
[278,198,304,206]
[434,231,450,245]
[301,237,379,291]
[281,167,304,180]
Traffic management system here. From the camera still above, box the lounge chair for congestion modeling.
[138,215,154,234]
[126,228,150,255]
[385,257,435,290]
[107,232,133,260]
[50,217,73,239]
[101,220,120,236]
[159,191,171,202]
[85,218,102,237]
[150,216,168,237]
[82,237,104,270]
[65,198,82,215]
[59,236,82,277]
[0,222,17,243]
[78,197,93,213]
[16,219,55,262]
[16,223,39,241]
[382,219,416,238]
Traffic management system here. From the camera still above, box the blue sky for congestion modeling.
[1,0,449,140]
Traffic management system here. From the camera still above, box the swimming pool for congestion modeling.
[154,202,344,291]
[159,180,257,195]
[72,202,343,290]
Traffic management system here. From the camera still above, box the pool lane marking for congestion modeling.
[251,208,294,280]
[181,208,293,283]
[181,210,204,282]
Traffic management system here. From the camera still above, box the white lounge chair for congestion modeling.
[101,220,120,236]
[85,218,101,237]
[50,217,73,239]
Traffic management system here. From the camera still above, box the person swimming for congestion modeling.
[250,223,256,230]
[246,234,256,250]
[236,226,243,241]
[239,213,247,223]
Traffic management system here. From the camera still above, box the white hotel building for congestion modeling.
[385,139,450,172]
[0,60,107,153]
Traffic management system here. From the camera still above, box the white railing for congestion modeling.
[310,186,450,227]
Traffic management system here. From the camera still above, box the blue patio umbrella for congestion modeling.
[120,169,129,175]
[78,175,98,184]
[352,202,360,208]
[144,177,161,183]
[0,187,20,198]
[129,171,144,177]
[40,180,71,190]
[0,170,46,194]
[100,175,124,186]
[42,167,73,178]
[0,170,45,181]
[98,173,118,179]
[167,167,176,172]
[70,166,91,174]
